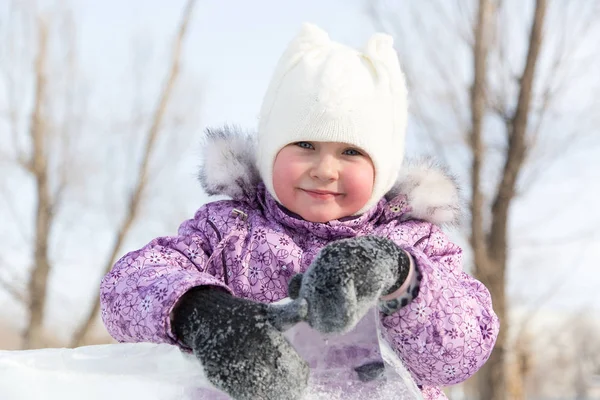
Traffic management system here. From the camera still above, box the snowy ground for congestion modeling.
[0,343,209,400]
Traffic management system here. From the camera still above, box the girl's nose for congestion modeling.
[310,155,339,181]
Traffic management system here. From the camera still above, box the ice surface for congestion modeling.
[0,306,422,400]
[284,306,423,400]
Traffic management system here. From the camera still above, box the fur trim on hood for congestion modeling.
[198,126,462,226]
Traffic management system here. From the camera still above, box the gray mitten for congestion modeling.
[172,287,309,400]
[288,236,411,334]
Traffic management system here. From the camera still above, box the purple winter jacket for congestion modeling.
[100,127,499,400]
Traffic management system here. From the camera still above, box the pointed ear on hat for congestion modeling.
[295,22,331,48]
[364,32,395,60]
[259,22,331,125]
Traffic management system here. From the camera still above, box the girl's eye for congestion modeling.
[295,142,314,149]
[343,148,362,156]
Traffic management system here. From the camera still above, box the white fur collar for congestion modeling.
[199,126,461,226]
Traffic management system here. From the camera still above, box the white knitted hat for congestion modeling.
[257,23,408,215]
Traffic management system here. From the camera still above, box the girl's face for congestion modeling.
[272,141,375,223]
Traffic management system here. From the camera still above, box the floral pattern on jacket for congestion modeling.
[100,127,499,400]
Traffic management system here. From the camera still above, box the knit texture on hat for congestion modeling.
[257,23,409,215]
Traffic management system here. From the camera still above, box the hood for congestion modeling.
[198,126,462,226]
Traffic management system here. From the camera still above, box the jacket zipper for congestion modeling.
[207,219,229,286]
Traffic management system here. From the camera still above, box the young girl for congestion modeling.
[100,23,499,400]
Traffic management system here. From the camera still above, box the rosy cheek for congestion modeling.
[345,164,374,202]
[273,155,303,204]
[273,168,290,199]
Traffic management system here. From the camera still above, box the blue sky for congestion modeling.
[75,0,375,128]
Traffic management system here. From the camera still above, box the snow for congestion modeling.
[0,343,212,400]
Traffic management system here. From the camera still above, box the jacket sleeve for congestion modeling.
[380,222,499,387]
[99,205,232,345]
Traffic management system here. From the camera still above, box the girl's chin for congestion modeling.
[297,208,343,223]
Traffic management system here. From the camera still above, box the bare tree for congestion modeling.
[0,0,199,349]
[0,4,76,349]
[475,2,548,398]
[21,16,53,349]
[369,0,600,398]
[69,0,197,347]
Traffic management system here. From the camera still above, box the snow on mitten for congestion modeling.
[289,236,411,334]
[172,287,309,400]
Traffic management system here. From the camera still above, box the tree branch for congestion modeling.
[0,177,31,243]
[469,0,493,280]
[53,9,79,211]
[368,0,467,164]
[1,33,30,171]
[0,273,26,304]
[489,0,547,262]
[70,0,197,347]
[23,15,54,350]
